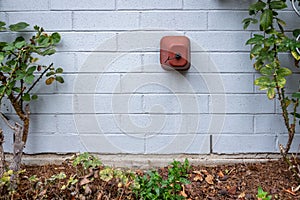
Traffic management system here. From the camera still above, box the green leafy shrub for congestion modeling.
[243,0,300,157]
[134,159,190,200]
[0,21,64,174]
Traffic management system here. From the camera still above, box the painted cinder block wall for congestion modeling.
[0,0,299,154]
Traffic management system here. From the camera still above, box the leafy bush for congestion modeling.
[134,159,190,200]
[0,21,64,174]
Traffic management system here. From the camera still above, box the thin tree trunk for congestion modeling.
[0,129,5,177]
[9,122,24,172]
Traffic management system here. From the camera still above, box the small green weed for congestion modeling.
[134,158,190,200]
[72,152,102,170]
[257,186,272,200]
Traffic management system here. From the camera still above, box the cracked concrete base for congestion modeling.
[5,153,282,169]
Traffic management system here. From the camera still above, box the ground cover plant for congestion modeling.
[0,153,300,199]
[0,21,64,179]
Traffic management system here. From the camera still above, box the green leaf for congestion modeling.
[55,76,64,84]
[260,9,273,31]
[249,1,266,12]
[0,21,6,27]
[276,18,286,27]
[292,92,300,99]
[246,34,264,45]
[25,74,35,84]
[22,93,30,101]
[14,41,26,49]
[276,67,292,77]
[51,32,61,44]
[55,67,63,73]
[12,87,21,93]
[267,88,275,99]
[270,1,287,9]
[41,48,56,56]
[254,76,271,88]
[46,71,55,77]
[31,94,38,100]
[9,22,29,31]
[260,67,274,76]
[277,76,286,88]
[293,29,300,38]
[26,66,37,75]
[0,52,4,63]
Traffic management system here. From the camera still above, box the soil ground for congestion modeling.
[2,158,300,199]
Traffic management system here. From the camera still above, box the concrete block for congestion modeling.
[70,114,122,134]
[79,134,145,153]
[208,11,253,30]
[50,0,115,10]
[212,134,277,153]
[93,94,143,114]
[0,0,49,11]
[143,94,209,114]
[29,115,57,133]
[206,53,255,73]
[117,31,184,52]
[146,134,210,154]
[57,32,117,52]
[183,0,254,10]
[140,11,207,30]
[7,12,72,31]
[119,114,209,134]
[73,11,139,30]
[186,31,250,52]
[76,52,142,73]
[221,114,254,133]
[24,134,84,153]
[30,94,73,114]
[58,73,121,94]
[255,114,286,134]
[36,52,76,73]
[117,0,182,10]
[210,94,275,114]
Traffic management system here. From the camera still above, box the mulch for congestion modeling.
[2,158,300,199]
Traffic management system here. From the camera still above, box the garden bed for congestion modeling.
[1,154,299,200]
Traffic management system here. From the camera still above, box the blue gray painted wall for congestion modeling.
[0,0,299,154]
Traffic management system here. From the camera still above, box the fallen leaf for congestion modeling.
[193,174,203,182]
[180,184,188,197]
[84,185,92,195]
[192,170,201,174]
[238,192,246,199]
[228,185,237,195]
[205,174,214,185]
[218,171,224,178]
[201,169,209,175]
[80,177,91,186]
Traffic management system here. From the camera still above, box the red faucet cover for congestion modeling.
[160,36,190,71]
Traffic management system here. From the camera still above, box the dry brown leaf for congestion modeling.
[205,174,214,185]
[193,174,203,182]
[180,184,188,197]
[218,171,224,178]
[238,192,246,199]
[201,169,209,175]
[228,185,237,195]
[80,177,91,186]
